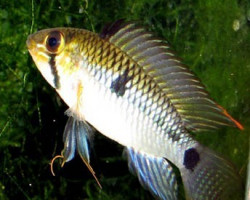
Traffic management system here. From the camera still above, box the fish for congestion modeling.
[26,20,244,199]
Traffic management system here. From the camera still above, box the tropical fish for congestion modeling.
[27,20,244,199]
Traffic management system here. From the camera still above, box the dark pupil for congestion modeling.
[48,37,57,47]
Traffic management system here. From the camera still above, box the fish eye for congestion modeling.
[45,31,64,54]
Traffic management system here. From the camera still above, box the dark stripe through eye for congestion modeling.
[49,55,60,89]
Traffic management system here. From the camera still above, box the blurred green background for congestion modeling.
[0,0,249,199]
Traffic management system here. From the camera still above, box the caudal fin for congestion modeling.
[180,145,244,200]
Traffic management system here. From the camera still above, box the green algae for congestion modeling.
[0,0,249,199]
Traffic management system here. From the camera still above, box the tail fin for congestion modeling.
[180,145,244,200]
[125,147,178,200]
[245,140,250,200]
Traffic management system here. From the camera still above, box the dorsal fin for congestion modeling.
[100,19,126,39]
[100,20,243,132]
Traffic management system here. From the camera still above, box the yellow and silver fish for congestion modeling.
[27,20,244,200]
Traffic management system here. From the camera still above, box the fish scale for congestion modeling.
[27,21,244,199]
[71,37,192,165]
[94,43,185,147]
[82,32,185,140]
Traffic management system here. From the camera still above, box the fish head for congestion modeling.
[27,28,91,107]
[27,28,89,89]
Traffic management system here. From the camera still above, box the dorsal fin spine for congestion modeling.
[100,20,243,131]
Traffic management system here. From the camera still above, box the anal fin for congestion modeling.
[125,147,178,200]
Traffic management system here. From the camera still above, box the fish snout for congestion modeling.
[26,34,36,51]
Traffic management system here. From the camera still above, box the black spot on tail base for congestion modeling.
[110,68,131,97]
[183,148,200,171]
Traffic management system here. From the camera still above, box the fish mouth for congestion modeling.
[26,34,36,51]
[26,30,49,51]
[26,33,48,59]
[26,33,50,66]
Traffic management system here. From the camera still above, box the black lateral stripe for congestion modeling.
[110,68,132,97]
[49,54,60,89]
